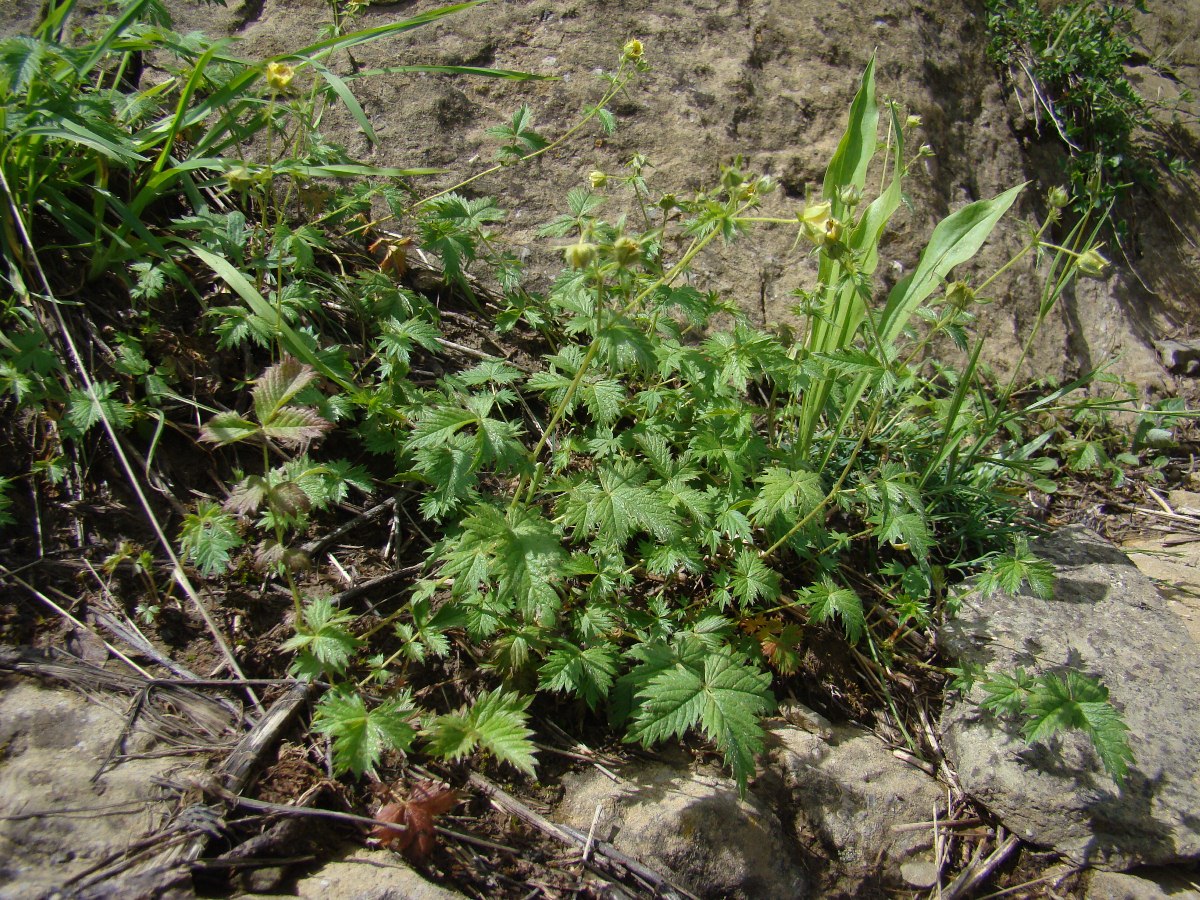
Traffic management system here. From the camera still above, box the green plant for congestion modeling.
[219,56,1131,790]
[952,664,1134,782]
[985,0,1186,217]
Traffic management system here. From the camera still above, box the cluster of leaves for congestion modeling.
[215,61,1138,791]
[953,664,1135,782]
[985,0,1188,215]
[0,0,1145,798]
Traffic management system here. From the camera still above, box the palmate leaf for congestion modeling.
[627,645,774,792]
[179,500,243,575]
[439,502,566,619]
[749,467,824,527]
[729,548,782,607]
[1022,671,1135,783]
[976,540,1056,600]
[65,381,132,434]
[557,461,680,548]
[538,642,619,709]
[800,579,866,643]
[313,690,417,778]
[423,688,537,775]
[280,597,361,677]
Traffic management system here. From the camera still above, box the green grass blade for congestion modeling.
[303,57,377,145]
[283,2,486,62]
[79,0,154,77]
[346,64,550,82]
[181,240,355,392]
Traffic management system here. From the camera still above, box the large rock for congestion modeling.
[553,762,807,899]
[766,722,945,883]
[940,526,1200,869]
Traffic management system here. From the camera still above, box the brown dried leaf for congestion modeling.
[370,781,458,862]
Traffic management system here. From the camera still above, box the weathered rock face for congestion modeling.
[8,0,1195,393]
[940,526,1200,870]
[766,722,945,877]
[554,761,808,899]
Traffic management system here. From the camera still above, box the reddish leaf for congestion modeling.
[370,781,458,862]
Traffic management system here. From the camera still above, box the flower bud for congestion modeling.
[905,114,923,129]
[226,166,256,192]
[623,39,644,61]
[563,241,598,269]
[823,216,843,245]
[265,61,295,93]
[1047,186,1070,209]
[1075,248,1111,280]
[945,280,975,309]
[836,184,862,208]
[589,170,608,190]
[612,236,641,266]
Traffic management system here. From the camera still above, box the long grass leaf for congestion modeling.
[283,2,485,62]
[79,0,153,76]
[181,240,355,392]
[303,57,377,144]
[346,64,549,82]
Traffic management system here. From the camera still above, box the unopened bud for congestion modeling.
[836,184,862,208]
[946,281,975,309]
[612,236,641,266]
[799,200,832,245]
[1047,186,1070,209]
[589,170,608,189]
[1076,248,1111,279]
[563,241,598,269]
[905,114,923,129]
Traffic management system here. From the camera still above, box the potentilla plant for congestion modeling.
[239,53,1133,789]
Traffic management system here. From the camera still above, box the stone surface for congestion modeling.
[0,678,195,898]
[554,762,807,899]
[1124,533,1200,645]
[766,722,945,877]
[287,846,465,900]
[940,526,1200,869]
[1086,869,1200,899]
[1156,341,1200,377]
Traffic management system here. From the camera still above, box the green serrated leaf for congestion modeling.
[313,690,417,778]
[423,688,537,775]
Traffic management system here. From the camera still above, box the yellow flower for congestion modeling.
[623,39,644,61]
[589,171,608,190]
[799,200,832,244]
[266,61,295,93]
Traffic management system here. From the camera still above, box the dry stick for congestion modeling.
[467,772,695,900]
[943,833,1021,900]
[0,168,260,713]
[300,495,399,557]
[2,569,153,678]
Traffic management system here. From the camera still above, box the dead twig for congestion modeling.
[942,832,1021,900]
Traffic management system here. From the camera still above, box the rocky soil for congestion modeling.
[3,0,1200,897]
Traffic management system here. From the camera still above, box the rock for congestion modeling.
[0,678,200,899]
[1123,534,1200,645]
[1155,340,1200,377]
[767,723,945,880]
[553,762,806,899]
[288,846,465,900]
[899,858,942,889]
[1086,869,1200,899]
[940,526,1200,869]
